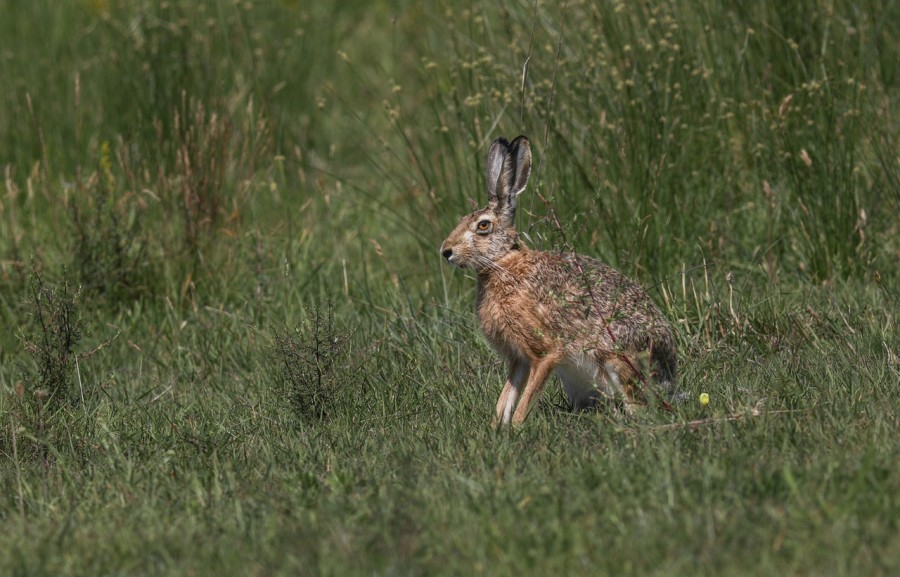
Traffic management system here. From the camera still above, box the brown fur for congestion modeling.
[441,136,677,425]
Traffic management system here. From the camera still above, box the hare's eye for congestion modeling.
[475,220,493,234]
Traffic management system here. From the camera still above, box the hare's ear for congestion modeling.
[486,137,510,207]
[496,135,531,226]
[507,136,532,197]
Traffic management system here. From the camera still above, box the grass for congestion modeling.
[1,0,898,575]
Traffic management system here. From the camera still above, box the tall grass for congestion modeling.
[0,0,897,575]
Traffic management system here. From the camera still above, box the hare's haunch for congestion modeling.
[440,136,678,425]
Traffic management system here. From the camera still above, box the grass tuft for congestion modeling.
[17,264,84,411]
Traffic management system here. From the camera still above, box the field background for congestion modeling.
[1,0,897,575]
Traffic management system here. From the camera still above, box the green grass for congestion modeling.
[1,0,898,575]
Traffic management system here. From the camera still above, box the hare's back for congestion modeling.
[528,251,645,302]
[527,251,669,331]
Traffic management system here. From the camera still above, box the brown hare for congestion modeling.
[440,135,677,425]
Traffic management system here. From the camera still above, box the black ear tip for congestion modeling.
[491,136,511,150]
[511,135,530,148]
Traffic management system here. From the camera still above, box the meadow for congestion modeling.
[0,0,897,575]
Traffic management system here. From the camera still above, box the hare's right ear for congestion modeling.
[507,136,532,198]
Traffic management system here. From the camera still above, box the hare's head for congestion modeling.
[440,136,532,272]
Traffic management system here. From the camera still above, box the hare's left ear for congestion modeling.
[497,135,531,226]
[486,137,510,207]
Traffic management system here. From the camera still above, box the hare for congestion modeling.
[440,135,677,425]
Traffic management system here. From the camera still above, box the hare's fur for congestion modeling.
[440,135,677,425]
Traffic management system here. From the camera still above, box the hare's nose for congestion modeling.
[441,247,453,260]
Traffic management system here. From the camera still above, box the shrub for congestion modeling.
[273,301,355,423]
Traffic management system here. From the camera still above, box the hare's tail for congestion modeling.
[652,340,685,403]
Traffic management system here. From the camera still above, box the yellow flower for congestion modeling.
[699,393,710,406]
[88,0,110,16]
[100,141,115,189]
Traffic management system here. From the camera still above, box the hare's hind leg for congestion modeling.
[604,357,646,412]
[494,357,529,426]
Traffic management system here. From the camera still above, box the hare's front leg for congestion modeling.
[494,357,529,426]
[511,352,564,424]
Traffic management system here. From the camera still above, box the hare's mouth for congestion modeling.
[445,255,463,268]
